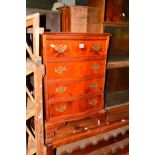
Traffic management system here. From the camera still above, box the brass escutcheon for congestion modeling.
[55,66,67,74]
[56,86,67,93]
[90,82,98,88]
[89,99,98,105]
[92,44,101,52]
[51,44,68,54]
[56,105,67,112]
[91,64,100,70]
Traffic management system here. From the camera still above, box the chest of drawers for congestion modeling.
[42,33,111,134]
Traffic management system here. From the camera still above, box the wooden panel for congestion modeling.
[104,26,129,58]
[46,62,76,79]
[46,11,61,32]
[78,60,106,78]
[70,6,88,33]
[87,7,102,33]
[105,0,129,22]
[105,90,129,107]
[105,67,129,92]
[106,104,129,124]
[47,81,77,100]
[58,6,71,32]
[79,95,103,112]
[50,120,128,148]
[49,100,78,118]
[45,39,107,58]
[46,60,106,80]
[78,77,104,96]
[60,5,103,33]
[107,58,129,69]
[88,0,105,32]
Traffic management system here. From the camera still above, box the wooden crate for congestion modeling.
[60,6,102,33]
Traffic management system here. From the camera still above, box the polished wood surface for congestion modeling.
[42,33,111,145]
[58,6,71,32]
[45,104,129,148]
[105,0,129,22]
[105,67,129,92]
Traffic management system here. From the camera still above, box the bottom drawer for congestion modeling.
[79,95,103,112]
[49,101,78,118]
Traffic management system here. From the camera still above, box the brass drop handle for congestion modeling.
[90,82,98,88]
[56,86,67,93]
[92,44,101,52]
[55,66,67,74]
[56,105,67,112]
[91,64,100,70]
[89,99,98,106]
[50,44,68,53]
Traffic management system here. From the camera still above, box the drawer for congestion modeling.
[77,60,106,77]
[46,62,77,79]
[79,95,103,112]
[47,81,77,100]
[46,40,107,58]
[49,101,78,118]
[46,60,106,80]
[78,77,104,96]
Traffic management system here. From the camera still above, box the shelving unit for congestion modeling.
[104,22,129,27]
[104,0,129,107]
[26,13,46,155]
[107,57,129,69]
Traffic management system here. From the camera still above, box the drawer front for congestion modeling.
[46,60,106,80]
[47,81,77,100]
[79,95,103,112]
[78,78,104,96]
[49,101,78,118]
[77,60,106,77]
[46,62,76,79]
[46,40,107,58]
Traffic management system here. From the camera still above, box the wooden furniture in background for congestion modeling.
[26,13,46,155]
[104,0,129,107]
[41,33,111,145]
[104,0,129,22]
[88,0,105,32]
[26,8,61,32]
[60,6,102,33]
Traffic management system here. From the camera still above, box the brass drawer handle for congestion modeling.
[89,99,98,106]
[50,44,68,54]
[56,105,67,113]
[92,44,101,52]
[56,86,67,93]
[55,66,67,74]
[91,64,100,70]
[90,82,98,88]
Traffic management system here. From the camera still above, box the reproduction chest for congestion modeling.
[42,33,111,141]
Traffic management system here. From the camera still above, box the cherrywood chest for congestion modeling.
[42,33,111,141]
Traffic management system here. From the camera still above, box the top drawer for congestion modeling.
[45,39,107,58]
